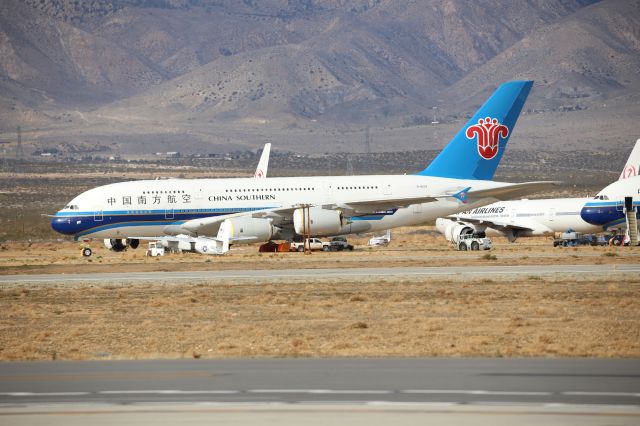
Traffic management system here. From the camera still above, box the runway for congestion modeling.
[1,358,639,406]
[1,263,639,284]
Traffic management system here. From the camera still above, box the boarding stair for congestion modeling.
[625,197,638,246]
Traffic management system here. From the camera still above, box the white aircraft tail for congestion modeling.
[254,143,271,178]
[620,138,640,180]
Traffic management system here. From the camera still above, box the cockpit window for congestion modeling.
[63,205,79,210]
[593,195,609,200]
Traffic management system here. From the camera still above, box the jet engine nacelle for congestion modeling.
[293,207,343,236]
[435,218,481,243]
[217,217,278,244]
[104,238,127,252]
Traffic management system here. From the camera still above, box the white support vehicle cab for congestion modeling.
[146,241,165,257]
[455,233,493,251]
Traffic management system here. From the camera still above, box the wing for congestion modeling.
[170,181,560,236]
[465,181,562,202]
[178,206,294,236]
[449,215,538,233]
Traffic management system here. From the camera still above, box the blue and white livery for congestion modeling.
[51,81,555,253]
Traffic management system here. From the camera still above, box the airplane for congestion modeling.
[51,80,558,255]
[368,229,391,246]
[436,139,640,243]
[580,174,640,244]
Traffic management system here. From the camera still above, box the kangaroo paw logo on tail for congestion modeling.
[466,117,509,160]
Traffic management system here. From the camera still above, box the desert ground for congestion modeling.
[0,158,638,361]
[1,229,638,361]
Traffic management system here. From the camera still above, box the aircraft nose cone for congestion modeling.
[580,205,602,225]
[50,215,77,235]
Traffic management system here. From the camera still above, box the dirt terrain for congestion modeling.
[1,229,638,361]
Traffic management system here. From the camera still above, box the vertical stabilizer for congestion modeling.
[620,139,640,180]
[254,143,271,178]
[418,81,533,180]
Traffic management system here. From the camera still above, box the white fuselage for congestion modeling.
[52,174,518,240]
[449,197,600,237]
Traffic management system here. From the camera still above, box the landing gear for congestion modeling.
[81,247,92,257]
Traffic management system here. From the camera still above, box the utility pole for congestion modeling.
[16,126,23,160]
[364,126,371,155]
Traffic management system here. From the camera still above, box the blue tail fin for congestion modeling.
[418,80,533,180]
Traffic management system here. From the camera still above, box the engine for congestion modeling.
[435,218,482,243]
[103,238,140,252]
[217,217,279,244]
[293,207,343,236]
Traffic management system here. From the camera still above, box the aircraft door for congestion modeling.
[384,184,392,195]
[322,181,333,203]
[547,208,556,222]
[165,209,174,219]
[413,203,422,214]
[94,210,103,222]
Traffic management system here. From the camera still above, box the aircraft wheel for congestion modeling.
[471,241,480,251]
[82,247,92,257]
[458,243,467,251]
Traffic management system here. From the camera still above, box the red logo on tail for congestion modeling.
[466,117,509,160]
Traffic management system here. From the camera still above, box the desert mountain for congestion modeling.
[1,0,638,155]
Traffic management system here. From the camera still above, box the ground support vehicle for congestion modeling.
[553,231,598,247]
[329,236,354,251]
[146,241,165,257]
[289,238,331,252]
[456,233,492,251]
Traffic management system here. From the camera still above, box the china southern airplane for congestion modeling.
[51,80,557,255]
[436,139,640,242]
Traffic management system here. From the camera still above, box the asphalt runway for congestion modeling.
[1,263,639,284]
[1,358,639,406]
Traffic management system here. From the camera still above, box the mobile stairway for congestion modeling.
[625,196,638,246]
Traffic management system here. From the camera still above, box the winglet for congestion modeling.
[452,187,471,203]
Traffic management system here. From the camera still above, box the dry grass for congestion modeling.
[1,228,638,275]
[1,276,639,360]
[1,227,639,360]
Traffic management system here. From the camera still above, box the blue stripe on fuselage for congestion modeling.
[50,207,274,238]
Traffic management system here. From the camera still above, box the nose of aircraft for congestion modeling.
[50,214,77,235]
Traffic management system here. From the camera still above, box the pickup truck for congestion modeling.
[289,238,331,252]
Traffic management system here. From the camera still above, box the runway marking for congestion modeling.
[0,392,90,396]
[402,390,553,396]
[247,389,393,395]
[562,392,640,397]
[98,390,240,395]
[5,389,639,397]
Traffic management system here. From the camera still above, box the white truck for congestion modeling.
[289,238,331,252]
[455,233,493,251]
[146,241,165,257]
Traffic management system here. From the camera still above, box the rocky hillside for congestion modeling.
[1,0,638,155]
